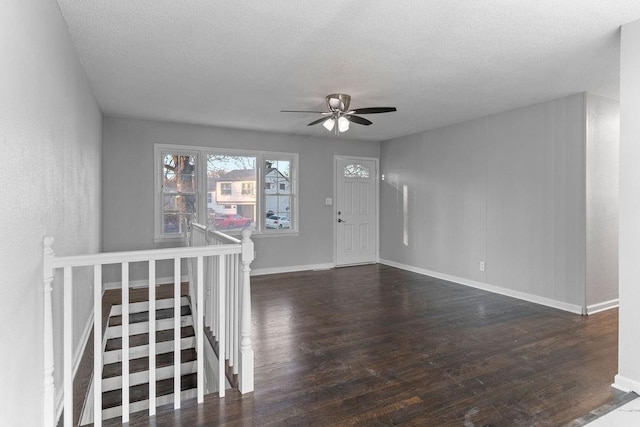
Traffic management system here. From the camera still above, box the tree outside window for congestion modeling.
[161,153,197,235]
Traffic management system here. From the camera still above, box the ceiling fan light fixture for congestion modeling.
[323,118,336,131]
[338,116,350,132]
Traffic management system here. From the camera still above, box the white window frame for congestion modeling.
[154,143,298,241]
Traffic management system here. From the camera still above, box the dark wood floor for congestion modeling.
[102,264,620,426]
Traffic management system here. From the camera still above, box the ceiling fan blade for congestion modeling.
[307,116,333,126]
[350,107,397,115]
[281,110,327,114]
[345,115,372,126]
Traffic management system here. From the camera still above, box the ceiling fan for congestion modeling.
[281,93,397,135]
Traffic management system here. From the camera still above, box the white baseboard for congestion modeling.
[613,374,640,393]
[379,259,583,315]
[104,275,189,290]
[586,299,619,315]
[251,263,334,276]
[54,307,94,424]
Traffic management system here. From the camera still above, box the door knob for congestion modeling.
[337,218,345,223]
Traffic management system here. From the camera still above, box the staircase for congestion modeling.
[43,226,254,427]
[81,295,219,424]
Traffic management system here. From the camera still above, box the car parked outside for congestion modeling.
[265,215,290,229]
[214,214,252,229]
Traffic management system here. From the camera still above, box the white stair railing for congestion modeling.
[186,223,254,394]
[42,231,253,427]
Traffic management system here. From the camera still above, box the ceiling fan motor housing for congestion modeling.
[326,93,351,112]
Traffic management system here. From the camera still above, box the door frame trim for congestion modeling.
[333,155,380,267]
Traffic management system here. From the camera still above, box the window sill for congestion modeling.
[221,229,299,239]
[252,231,299,238]
[155,230,299,243]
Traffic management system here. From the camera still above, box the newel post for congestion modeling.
[239,228,254,393]
[43,236,55,427]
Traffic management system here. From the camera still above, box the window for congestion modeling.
[220,182,232,195]
[209,155,257,231]
[241,182,254,195]
[264,159,292,232]
[155,150,198,239]
[344,163,370,178]
[155,144,297,240]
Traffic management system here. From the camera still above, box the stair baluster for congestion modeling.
[94,264,103,426]
[148,261,156,416]
[173,257,181,409]
[64,266,73,427]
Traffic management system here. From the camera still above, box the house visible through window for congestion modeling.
[209,156,257,231]
[264,159,292,232]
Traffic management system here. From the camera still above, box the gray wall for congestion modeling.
[380,94,588,307]
[586,93,619,307]
[102,116,379,280]
[0,0,102,424]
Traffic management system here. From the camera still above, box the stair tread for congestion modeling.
[105,325,195,351]
[102,372,198,409]
[102,348,198,379]
[109,305,191,327]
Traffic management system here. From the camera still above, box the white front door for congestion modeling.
[335,157,378,266]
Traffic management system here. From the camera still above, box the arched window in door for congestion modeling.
[344,163,370,178]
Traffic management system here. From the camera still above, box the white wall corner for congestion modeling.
[379,259,583,314]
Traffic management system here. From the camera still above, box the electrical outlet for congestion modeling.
[479,261,486,272]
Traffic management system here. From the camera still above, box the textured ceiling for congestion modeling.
[56,1,640,141]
